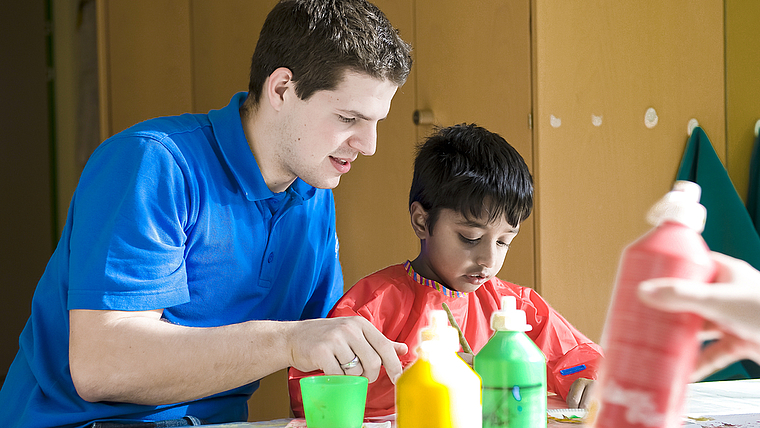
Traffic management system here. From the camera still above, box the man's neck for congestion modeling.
[240,104,296,194]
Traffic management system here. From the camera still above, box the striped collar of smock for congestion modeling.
[403,260,468,298]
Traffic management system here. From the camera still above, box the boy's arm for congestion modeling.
[520,289,604,401]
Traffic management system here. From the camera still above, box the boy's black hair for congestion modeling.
[409,123,533,234]
[243,0,412,112]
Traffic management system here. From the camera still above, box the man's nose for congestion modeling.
[350,123,377,156]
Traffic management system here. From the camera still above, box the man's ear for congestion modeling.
[265,67,294,112]
[409,201,430,240]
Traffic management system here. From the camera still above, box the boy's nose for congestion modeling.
[477,245,499,269]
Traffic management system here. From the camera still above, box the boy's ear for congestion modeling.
[265,67,295,112]
[409,201,430,239]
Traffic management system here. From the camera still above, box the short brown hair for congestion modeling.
[244,0,412,112]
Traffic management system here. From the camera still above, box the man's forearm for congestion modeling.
[69,309,294,405]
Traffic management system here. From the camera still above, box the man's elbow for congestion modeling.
[69,357,116,403]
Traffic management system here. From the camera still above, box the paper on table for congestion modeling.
[686,379,760,416]
[547,408,588,425]
[683,413,760,428]
[548,409,588,418]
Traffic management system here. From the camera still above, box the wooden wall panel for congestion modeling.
[102,0,193,136]
[414,0,535,289]
[533,1,725,342]
[190,0,277,113]
[725,0,760,202]
[332,0,419,289]
[92,0,737,421]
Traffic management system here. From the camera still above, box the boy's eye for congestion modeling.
[497,241,511,248]
[338,115,356,123]
[459,235,479,244]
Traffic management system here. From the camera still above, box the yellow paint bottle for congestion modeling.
[396,310,482,428]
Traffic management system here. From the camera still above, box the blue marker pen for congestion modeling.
[560,364,587,376]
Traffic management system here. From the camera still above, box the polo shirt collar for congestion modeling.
[208,92,316,203]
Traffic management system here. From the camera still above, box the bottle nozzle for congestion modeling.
[646,180,706,232]
[491,296,532,332]
[419,310,459,351]
[671,180,702,201]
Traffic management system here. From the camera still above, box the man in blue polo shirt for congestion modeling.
[0,1,412,426]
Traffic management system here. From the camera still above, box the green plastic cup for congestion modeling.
[300,375,368,428]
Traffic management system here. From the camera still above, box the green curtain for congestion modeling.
[747,131,760,233]
[676,126,760,381]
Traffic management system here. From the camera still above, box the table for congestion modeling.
[546,379,760,427]
[683,379,760,427]
[207,379,760,427]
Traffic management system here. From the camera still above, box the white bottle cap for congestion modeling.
[646,180,707,232]
[490,296,532,332]
[420,310,459,352]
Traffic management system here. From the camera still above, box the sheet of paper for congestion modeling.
[682,413,760,428]
[686,379,760,416]
[548,408,588,419]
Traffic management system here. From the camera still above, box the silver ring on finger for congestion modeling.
[340,355,360,371]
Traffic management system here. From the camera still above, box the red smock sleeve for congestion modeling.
[515,285,604,399]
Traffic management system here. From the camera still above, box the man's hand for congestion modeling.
[285,316,408,383]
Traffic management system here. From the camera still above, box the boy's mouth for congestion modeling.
[465,272,489,284]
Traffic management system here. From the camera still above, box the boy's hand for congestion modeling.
[566,378,595,409]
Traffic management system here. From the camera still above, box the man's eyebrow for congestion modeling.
[340,109,386,122]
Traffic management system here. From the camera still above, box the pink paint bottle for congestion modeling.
[591,181,716,428]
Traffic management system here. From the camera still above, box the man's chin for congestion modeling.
[305,176,342,190]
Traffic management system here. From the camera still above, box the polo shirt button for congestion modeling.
[267,252,274,263]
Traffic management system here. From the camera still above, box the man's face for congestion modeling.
[275,71,398,190]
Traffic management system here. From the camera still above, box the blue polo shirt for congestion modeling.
[0,92,344,427]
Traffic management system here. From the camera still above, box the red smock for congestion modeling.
[289,262,603,418]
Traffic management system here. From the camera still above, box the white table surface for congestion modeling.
[206,379,760,427]
[683,379,760,427]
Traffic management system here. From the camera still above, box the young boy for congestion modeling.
[289,123,603,418]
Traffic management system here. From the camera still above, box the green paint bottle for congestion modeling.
[474,296,547,428]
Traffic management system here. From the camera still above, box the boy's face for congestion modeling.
[274,70,398,190]
[411,205,519,294]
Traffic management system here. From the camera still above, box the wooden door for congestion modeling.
[97,0,193,137]
[413,0,535,289]
[532,0,725,341]
[331,0,419,288]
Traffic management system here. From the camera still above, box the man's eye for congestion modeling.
[339,115,355,123]
[497,241,511,248]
